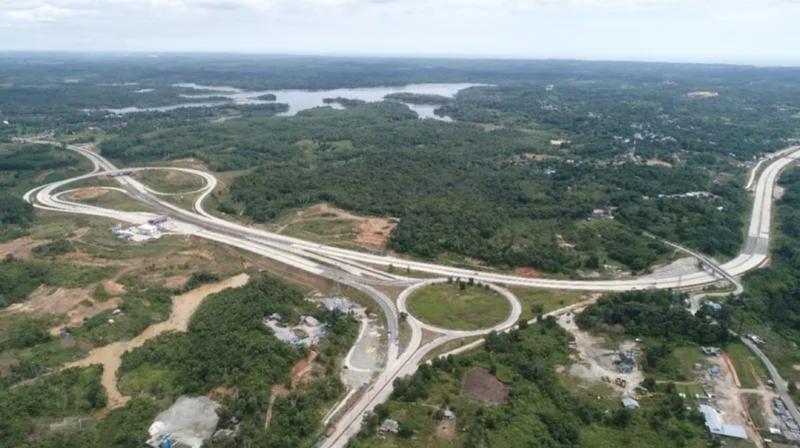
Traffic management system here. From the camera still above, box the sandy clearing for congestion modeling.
[474,123,504,132]
[315,204,397,248]
[48,297,123,335]
[64,273,249,409]
[514,267,540,278]
[164,274,190,290]
[70,227,91,239]
[178,249,215,261]
[264,385,290,429]
[646,159,673,168]
[711,351,762,446]
[102,279,126,296]
[688,91,719,98]
[5,285,91,316]
[0,237,47,260]
[281,203,398,249]
[558,310,643,396]
[434,418,457,440]
[460,367,508,404]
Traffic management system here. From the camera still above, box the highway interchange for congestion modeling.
[20,137,800,447]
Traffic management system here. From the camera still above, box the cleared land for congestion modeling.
[726,341,769,389]
[273,203,397,251]
[133,168,206,194]
[406,283,510,331]
[510,287,590,321]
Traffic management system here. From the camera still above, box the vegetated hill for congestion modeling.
[730,168,800,401]
[8,57,800,273]
[0,273,358,447]
[351,317,710,447]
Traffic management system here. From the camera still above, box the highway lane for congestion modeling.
[30,138,798,294]
[21,138,800,447]
[323,280,522,448]
[741,337,800,428]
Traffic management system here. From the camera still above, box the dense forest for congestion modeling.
[727,168,800,398]
[576,289,732,346]
[353,317,710,447]
[0,274,357,448]
[4,56,799,274]
[98,93,752,274]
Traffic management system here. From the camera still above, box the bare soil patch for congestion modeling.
[70,227,91,239]
[290,351,319,387]
[64,274,249,409]
[9,285,91,315]
[688,91,719,98]
[460,367,509,404]
[474,123,504,132]
[0,237,46,259]
[264,384,290,429]
[164,274,190,290]
[49,296,122,335]
[178,249,215,261]
[102,279,126,296]
[282,203,397,249]
[434,418,457,440]
[558,311,643,395]
[514,267,540,278]
[646,159,673,168]
[317,204,397,248]
[34,169,54,181]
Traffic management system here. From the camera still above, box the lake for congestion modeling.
[104,83,483,120]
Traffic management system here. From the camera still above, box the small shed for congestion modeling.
[303,315,320,327]
[380,419,399,434]
[622,397,640,410]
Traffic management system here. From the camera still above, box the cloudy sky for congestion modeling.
[1,0,798,65]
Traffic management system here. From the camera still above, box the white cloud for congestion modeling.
[0,0,798,64]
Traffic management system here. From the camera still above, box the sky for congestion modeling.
[1,0,799,65]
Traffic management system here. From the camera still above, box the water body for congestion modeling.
[102,83,482,121]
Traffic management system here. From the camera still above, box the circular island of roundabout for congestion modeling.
[404,281,513,332]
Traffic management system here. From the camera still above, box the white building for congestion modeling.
[699,404,747,440]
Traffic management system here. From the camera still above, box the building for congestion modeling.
[148,216,168,225]
[549,139,570,147]
[699,404,747,440]
[137,224,160,237]
[380,419,399,434]
[704,301,722,312]
[701,346,721,356]
[302,315,320,327]
[591,208,613,220]
[622,397,640,410]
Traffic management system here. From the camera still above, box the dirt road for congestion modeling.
[64,273,249,409]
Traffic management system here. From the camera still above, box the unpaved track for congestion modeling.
[64,273,249,409]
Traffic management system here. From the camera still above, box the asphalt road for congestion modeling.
[740,337,800,428]
[20,137,800,447]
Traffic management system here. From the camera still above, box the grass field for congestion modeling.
[510,287,590,321]
[281,218,358,247]
[725,342,769,389]
[406,283,510,331]
[67,188,149,213]
[133,169,206,194]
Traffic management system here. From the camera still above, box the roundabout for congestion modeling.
[17,136,800,448]
[404,281,513,331]
[397,278,522,336]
